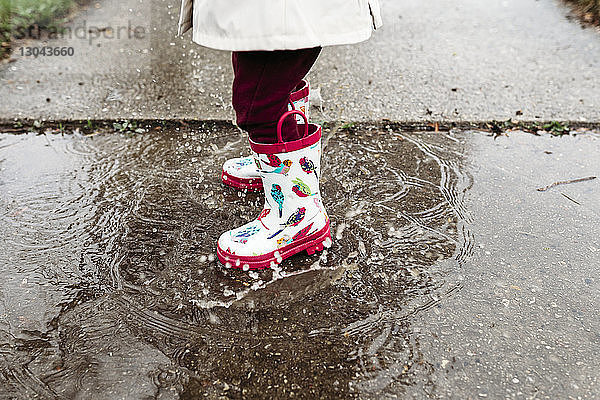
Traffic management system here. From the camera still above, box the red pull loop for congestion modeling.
[276,110,309,144]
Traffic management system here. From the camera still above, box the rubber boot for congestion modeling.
[221,80,310,191]
[217,110,331,270]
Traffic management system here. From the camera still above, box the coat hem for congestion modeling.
[191,28,373,52]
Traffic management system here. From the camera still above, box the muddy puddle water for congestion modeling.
[0,125,598,399]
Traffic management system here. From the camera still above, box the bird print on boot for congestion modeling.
[262,154,292,175]
[271,184,285,217]
[268,160,292,175]
[267,207,306,239]
[265,154,282,167]
[292,222,314,241]
[257,209,271,229]
[277,235,292,248]
[291,177,314,197]
[234,158,254,170]
[232,225,261,244]
[299,157,317,179]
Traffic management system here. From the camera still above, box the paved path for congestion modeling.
[0,0,599,122]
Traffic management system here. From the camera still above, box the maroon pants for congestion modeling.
[232,47,321,144]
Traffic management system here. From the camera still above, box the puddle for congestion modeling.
[1,125,598,398]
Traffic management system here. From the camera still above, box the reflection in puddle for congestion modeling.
[0,124,473,398]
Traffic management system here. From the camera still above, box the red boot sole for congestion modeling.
[221,170,263,192]
[217,223,332,270]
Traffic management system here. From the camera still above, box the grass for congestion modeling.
[0,0,75,58]
[565,0,600,24]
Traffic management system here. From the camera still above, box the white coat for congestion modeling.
[178,0,382,52]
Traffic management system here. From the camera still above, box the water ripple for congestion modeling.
[0,125,475,397]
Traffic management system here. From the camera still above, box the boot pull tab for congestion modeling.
[276,110,309,144]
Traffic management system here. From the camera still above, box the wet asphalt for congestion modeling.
[0,125,598,399]
[0,0,599,121]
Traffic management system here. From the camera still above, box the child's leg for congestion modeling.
[232,47,321,144]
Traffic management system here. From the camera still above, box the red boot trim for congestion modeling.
[290,80,310,103]
[221,170,263,191]
[249,123,321,155]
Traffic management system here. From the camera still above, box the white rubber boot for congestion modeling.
[221,80,310,191]
[217,110,331,270]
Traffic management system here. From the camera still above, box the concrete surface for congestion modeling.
[0,0,599,122]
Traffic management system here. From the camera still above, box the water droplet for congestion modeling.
[335,223,346,240]
[358,240,366,256]
[320,250,328,263]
